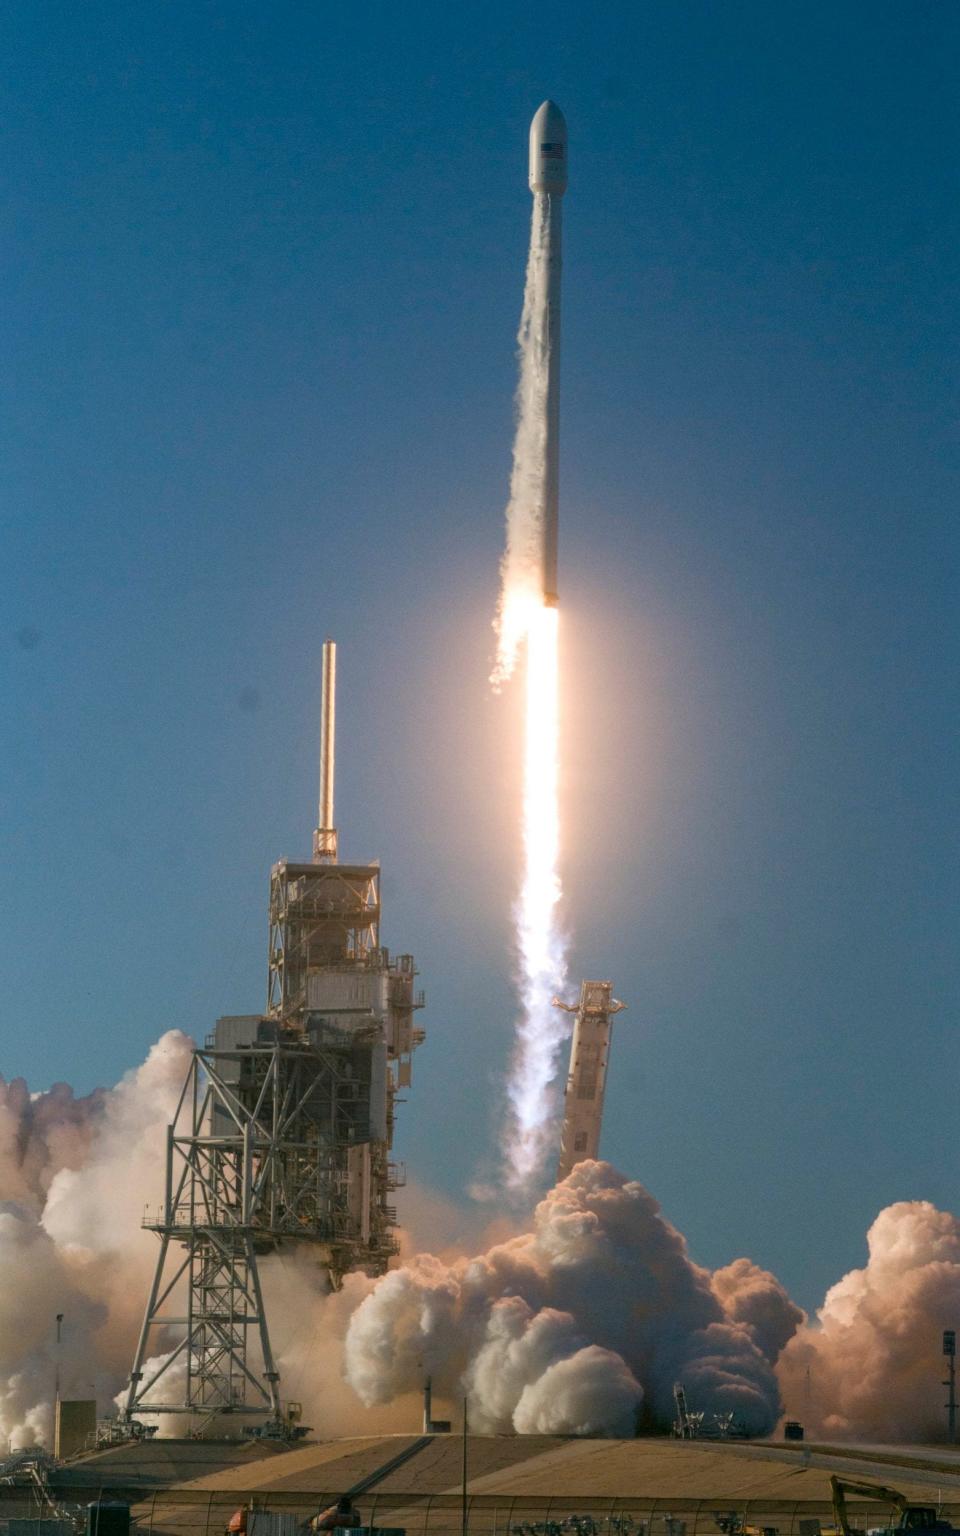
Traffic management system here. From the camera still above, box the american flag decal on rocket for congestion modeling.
[529,102,568,199]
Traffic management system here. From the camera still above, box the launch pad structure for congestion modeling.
[123,641,425,1430]
[555,981,625,1181]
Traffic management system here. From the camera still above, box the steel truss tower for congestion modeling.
[124,642,424,1430]
[554,980,625,1182]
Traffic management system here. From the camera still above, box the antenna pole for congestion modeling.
[461,1396,468,1536]
[54,1313,63,1457]
[314,640,338,863]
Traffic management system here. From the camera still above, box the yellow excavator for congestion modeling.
[830,1476,957,1536]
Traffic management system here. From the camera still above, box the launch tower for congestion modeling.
[123,642,424,1430]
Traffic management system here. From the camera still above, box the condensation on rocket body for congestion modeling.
[528,100,567,608]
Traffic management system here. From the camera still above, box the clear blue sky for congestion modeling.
[3,1,959,1314]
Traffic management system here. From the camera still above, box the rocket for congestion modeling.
[528,100,567,608]
[528,97,568,197]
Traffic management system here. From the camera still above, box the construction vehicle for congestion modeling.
[830,1477,958,1536]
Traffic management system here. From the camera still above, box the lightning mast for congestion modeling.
[124,644,425,1431]
[314,640,337,863]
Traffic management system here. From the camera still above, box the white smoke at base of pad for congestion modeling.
[8,1034,960,1445]
[777,1200,960,1442]
[0,1032,192,1448]
[344,1160,801,1436]
[493,192,570,1193]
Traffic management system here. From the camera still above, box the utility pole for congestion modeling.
[461,1397,468,1536]
[53,1314,64,1457]
[944,1330,956,1444]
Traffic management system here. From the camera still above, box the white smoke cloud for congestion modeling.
[0,1206,106,1447]
[0,1076,105,1212]
[777,1200,960,1442]
[344,1160,792,1436]
[711,1258,805,1363]
[514,1346,642,1436]
[466,1300,589,1431]
[0,1032,193,1449]
[43,1031,188,1255]
[6,1031,960,1449]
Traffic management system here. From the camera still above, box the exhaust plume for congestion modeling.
[344,1160,795,1435]
[493,194,556,688]
[494,188,569,1193]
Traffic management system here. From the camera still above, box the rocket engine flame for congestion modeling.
[493,170,569,1191]
[506,602,568,1188]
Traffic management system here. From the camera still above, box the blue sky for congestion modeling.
[3,1,959,1314]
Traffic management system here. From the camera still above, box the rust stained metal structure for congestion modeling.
[124,642,425,1428]
[554,981,625,1182]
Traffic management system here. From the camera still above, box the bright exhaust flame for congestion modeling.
[506,600,568,1189]
[493,189,570,1192]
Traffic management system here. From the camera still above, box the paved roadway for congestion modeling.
[716,1441,960,1493]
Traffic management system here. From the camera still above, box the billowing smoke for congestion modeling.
[0,1032,193,1449]
[344,1160,797,1436]
[0,1078,105,1207]
[777,1200,960,1442]
[712,1258,806,1363]
[5,1033,960,1447]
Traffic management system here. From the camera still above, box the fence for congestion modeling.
[117,1491,960,1536]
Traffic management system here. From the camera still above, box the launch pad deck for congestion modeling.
[116,1435,960,1514]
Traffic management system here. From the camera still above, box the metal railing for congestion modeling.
[88,1490,960,1536]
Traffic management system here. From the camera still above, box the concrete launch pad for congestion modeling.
[65,1436,960,1536]
[10,1435,960,1536]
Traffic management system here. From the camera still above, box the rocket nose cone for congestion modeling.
[529,99,568,195]
[533,100,567,136]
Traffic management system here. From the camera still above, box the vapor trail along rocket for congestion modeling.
[528,99,567,607]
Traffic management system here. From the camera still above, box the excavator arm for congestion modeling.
[830,1476,909,1536]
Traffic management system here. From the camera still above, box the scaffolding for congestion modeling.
[267,861,381,1016]
[123,642,425,1429]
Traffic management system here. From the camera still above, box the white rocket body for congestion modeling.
[528,100,566,607]
[528,100,568,196]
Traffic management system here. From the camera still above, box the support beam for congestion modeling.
[554,981,626,1182]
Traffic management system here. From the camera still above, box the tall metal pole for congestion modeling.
[461,1396,469,1536]
[944,1330,957,1443]
[53,1313,63,1457]
[314,640,338,863]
